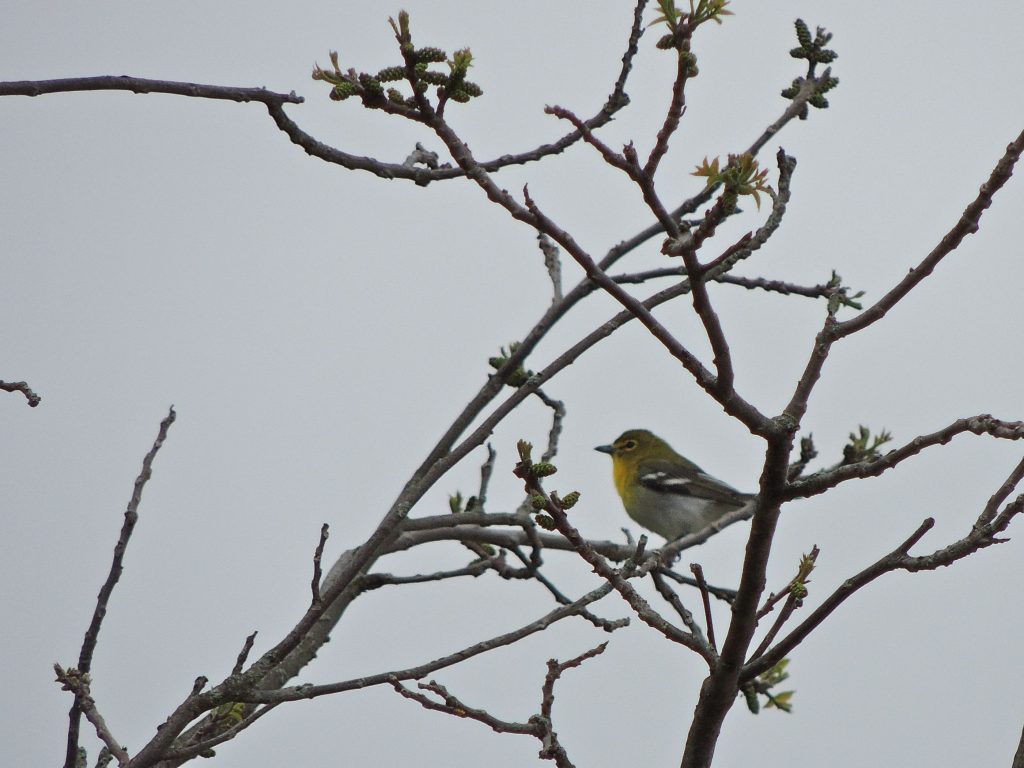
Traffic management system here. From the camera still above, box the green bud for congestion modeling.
[331,82,357,101]
[416,46,448,63]
[448,492,463,514]
[377,66,406,82]
[420,71,449,86]
[358,74,384,96]
[794,19,812,48]
[506,369,530,387]
[530,494,548,510]
[560,491,581,509]
[516,440,533,462]
[656,33,676,50]
[743,686,760,714]
[531,462,557,478]
[534,513,556,531]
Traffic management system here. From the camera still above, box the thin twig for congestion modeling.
[0,76,303,104]
[244,582,617,704]
[0,379,41,406]
[977,455,1024,528]
[506,546,628,632]
[644,45,691,177]
[651,571,709,648]
[836,128,1024,339]
[55,665,129,766]
[158,703,282,763]
[534,389,566,463]
[787,415,1024,500]
[520,473,715,665]
[537,642,610,767]
[537,233,563,303]
[755,546,819,621]
[656,566,737,603]
[742,518,934,681]
[359,561,498,589]
[311,524,330,606]
[690,564,717,652]
[63,407,176,768]
[475,444,498,511]
[232,632,259,676]
[391,679,534,734]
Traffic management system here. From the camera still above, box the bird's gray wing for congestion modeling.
[636,458,751,507]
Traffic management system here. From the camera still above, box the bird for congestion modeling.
[595,429,753,540]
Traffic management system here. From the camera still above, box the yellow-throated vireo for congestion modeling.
[596,429,753,540]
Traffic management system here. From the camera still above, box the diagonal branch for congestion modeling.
[746,468,1024,682]
[244,582,617,705]
[63,407,176,768]
[836,128,1024,339]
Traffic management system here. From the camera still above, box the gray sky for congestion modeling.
[3,2,1024,766]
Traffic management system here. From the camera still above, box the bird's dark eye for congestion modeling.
[621,440,638,451]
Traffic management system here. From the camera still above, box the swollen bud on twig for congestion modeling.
[559,491,581,509]
[531,462,557,478]
[517,440,533,463]
[534,513,556,531]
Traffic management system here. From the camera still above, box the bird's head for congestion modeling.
[595,429,676,463]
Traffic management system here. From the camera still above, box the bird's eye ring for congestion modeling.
[622,440,638,451]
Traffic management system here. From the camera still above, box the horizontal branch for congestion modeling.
[0,76,303,104]
[786,415,1024,500]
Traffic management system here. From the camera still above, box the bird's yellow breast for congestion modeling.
[612,457,630,502]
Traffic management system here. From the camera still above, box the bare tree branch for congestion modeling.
[787,415,1024,500]
[0,379,41,407]
[158,703,281,763]
[231,633,259,677]
[652,570,711,650]
[836,128,1024,339]
[63,407,176,768]
[1012,721,1024,768]
[391,678,535,734]
[310,524,330,606]
[244,582,617,705]
[516,464,715,665]
[0,76,302,104]
[689,564,718,652]
[56,665,129,767]
[744,463,1024,683]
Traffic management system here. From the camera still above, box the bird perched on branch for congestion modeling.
[596,429,753,540]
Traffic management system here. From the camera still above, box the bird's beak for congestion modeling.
[595,444,614,454]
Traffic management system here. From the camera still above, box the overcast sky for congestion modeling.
[4,2,1024,766]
